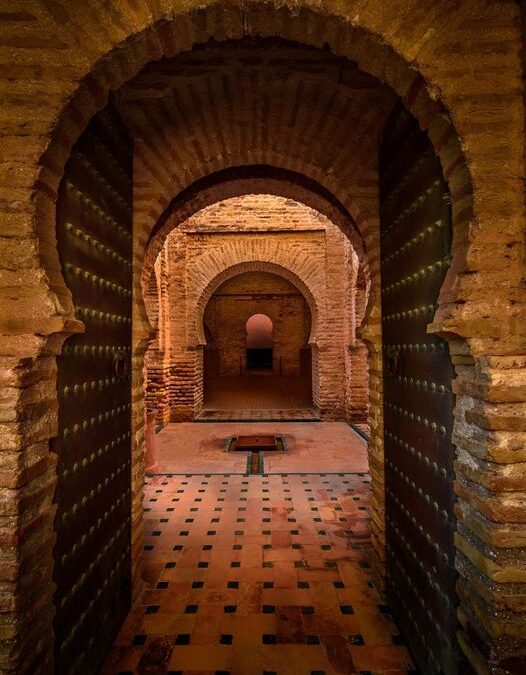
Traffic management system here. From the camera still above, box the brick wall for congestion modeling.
[147,194,362,421]
[203,271,310,376]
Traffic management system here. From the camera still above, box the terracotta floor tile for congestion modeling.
[350,644,414,671]
[102,432,413,674]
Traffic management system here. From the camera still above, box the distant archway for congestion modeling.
[246,313,273,371]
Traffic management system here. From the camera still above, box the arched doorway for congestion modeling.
[245,313,273,371]
[53,50,457,674]
[7,4,516,671]
[49,47,464,672]
[201,270,314,417]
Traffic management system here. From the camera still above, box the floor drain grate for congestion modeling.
[246,451,264,475]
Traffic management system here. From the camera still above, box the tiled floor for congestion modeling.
[153,423,369,475]
[102,471,414,674]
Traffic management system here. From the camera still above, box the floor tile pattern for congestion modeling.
[103,473,414,674]
[154,423,368,475]
[196,409,320,422]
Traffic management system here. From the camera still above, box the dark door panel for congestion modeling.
[52,101,133,675]
[380,102,459,675]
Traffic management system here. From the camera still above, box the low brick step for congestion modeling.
[195,408,321,422]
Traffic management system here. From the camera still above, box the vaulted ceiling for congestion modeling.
[116,38,396,237]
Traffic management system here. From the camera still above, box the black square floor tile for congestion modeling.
[263,581,274,589]
[262,634,277,645]
[333,581,345,589]
[340,605,354,615]
[184,604,198,614]
[219,634,233,645]
[297,581,310,589]
[198,561,209,568]
[132,634,147,646]
[262,605,275,613]
[227,581,239,589]
[224,605,237,613]
[306,635,320,644]
[157,581,169,589]
[192,581,204,589]
[145,605,159,614]
[301,606,314,614]
[348,634,365,645]
[175,634,190,645]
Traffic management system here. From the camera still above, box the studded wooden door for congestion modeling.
[53,102,133,674]
[380,102,459,675]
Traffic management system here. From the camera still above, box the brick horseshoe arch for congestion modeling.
[2,2,523,673]
[32,3,478,347]
[192,260,320,348]
[144,167,368,289]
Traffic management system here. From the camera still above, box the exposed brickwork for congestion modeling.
[146,195,362,421]
[203,271,310,376]
[0,3,523,673]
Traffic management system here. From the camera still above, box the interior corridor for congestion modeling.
[102,425,414,675]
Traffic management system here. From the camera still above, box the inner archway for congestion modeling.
[201,270,314,418]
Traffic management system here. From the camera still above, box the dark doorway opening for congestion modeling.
[246,347,273,370]
[245,313,273,372]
